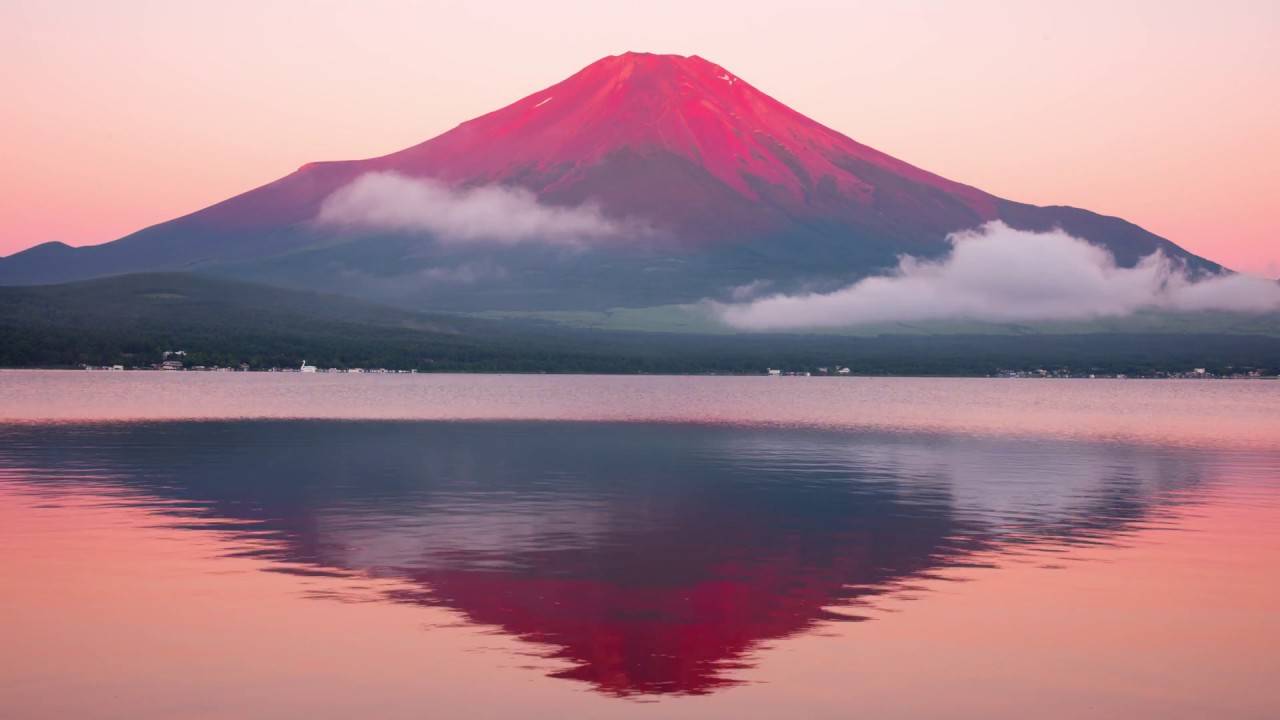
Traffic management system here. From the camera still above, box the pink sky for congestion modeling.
[3,1,1277,275]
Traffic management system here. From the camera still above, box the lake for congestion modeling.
[1,372,1278,719]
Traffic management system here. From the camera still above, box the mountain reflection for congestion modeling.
[0,421,1204,696]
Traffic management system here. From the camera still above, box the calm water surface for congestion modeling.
[1,372,1277,719]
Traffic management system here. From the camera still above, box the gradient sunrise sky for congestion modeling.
[3,1,1277,275]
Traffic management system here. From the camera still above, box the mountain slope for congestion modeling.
[0,53,1222,311]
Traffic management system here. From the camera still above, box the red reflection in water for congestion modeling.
[0,420,1216,698]
[398,554,887,695]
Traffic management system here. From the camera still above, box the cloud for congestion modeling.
[717,221,1280,330]
[728,279,773,301]
[316,171,633,245]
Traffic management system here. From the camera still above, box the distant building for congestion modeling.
[836,367,851,375]
[161,360,183,371]
[766,368,781,376]
[300,360,317,373]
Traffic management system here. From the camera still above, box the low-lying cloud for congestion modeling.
[718,221,1280,330]
[316,171,631,245]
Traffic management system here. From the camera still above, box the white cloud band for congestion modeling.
[316,171,629,245]
[718,221,1280,330]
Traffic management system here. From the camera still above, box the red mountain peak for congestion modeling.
[362,52,994,218]
[0,53,1220,291]
[183,52,1005,242]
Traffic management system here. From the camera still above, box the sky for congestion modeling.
[2,0,1277,276]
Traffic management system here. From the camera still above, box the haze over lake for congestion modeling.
[1,372,1277,719]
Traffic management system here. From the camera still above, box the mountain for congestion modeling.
[0,52,1222,312]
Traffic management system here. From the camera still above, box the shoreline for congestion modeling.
[1,367,1275,380]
